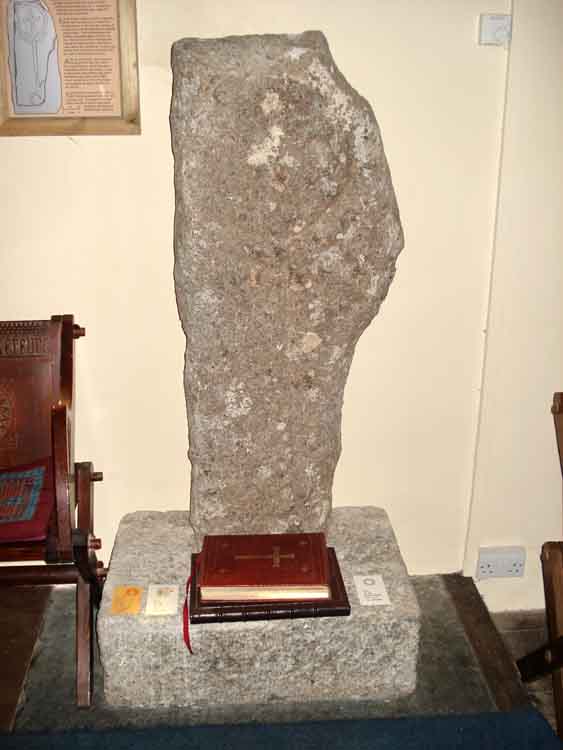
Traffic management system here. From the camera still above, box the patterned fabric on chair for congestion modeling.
[0,457,54,543]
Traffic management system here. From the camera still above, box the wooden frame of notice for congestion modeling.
[0,0,140,136]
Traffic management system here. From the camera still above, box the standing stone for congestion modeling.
[98,33,418,715]
[171,31,404,541]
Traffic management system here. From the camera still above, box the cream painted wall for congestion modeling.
[463,0,563,610]
[1,2,511,590]
[0,65,188,550]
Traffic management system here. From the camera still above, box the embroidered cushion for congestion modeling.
[0,458,54,543]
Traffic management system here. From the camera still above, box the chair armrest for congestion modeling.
[74,462,104,601]
[51,401,74,560]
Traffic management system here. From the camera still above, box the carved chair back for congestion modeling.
[0,318,68,468]
[0,315,83,562]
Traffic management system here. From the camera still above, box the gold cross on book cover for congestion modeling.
[198,532,331,602]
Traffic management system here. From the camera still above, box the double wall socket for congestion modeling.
[476,546,526,579]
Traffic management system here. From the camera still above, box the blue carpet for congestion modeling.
[3,710,561,749]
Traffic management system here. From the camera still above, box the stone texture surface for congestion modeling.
[97,507,419,717]
[170,32,404,541]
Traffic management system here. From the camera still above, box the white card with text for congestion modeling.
[145,585,179,616]
[354,574,391,606]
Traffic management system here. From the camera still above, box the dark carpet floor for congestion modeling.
[5,710,562,750]
[14,576,498,732]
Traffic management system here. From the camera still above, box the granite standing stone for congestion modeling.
[170,31,404,541]
[98,32,418,716]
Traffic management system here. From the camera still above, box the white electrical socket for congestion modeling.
[476,546,526,579]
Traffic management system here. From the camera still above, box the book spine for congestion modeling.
[190,602,350,624]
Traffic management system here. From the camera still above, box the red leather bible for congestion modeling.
[198,532,331,602]
[189,548,350,625]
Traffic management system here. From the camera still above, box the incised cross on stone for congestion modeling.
[235,545,295,568]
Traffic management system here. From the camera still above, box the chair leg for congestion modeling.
[542,541,563,738]
[76,576,93,708]
[74,461,104,707]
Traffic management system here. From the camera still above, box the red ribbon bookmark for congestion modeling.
[183,557,199,654]
[182,572,193,654]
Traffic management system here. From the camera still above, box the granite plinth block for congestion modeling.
[97,507,419,720]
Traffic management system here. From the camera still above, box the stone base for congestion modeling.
[97,507,420,720]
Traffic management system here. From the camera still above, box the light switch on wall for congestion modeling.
[478,14,512,46]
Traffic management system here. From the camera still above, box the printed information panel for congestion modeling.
[0,0,121,118]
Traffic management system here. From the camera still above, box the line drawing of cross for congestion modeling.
[234,545,295,568]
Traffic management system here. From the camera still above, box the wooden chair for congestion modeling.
[517,393,563,737]
[0,315,104,707]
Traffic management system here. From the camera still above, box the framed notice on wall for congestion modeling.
[0,0,139,136]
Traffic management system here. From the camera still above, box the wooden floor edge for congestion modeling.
[0,586,52,732]
[443,573,531,712]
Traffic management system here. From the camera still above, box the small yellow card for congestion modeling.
[110,585,143,615]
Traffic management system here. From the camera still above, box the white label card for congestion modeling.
[145,585,179,616]
[354,574,391,606]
